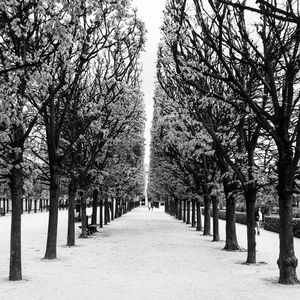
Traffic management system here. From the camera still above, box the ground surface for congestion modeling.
[1,206,300,300]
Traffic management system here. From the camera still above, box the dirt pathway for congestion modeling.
[1,206,300,299]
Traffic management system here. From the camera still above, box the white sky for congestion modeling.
[131,0,166,165]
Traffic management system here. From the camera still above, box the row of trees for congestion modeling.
[149,0,300,284]
[0,0,146,281]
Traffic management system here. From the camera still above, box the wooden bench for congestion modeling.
[79,215,98,235]
[87,224,98,235]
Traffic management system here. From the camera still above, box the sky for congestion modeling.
[130,0,166,165]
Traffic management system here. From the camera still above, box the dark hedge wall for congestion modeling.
[217,210,300,238]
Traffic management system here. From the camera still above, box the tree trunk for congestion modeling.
[28,199,32,213]
[111,198,114,221]
[104,196,108,225]
[203,194,211,236]
[215,152,240,250]
[115,197,119,219]
[123,198,127,214]
[245,184,256,263]
[107,198,111,223]
[191,199,196,227]
[67,179,77,247]
[99,198,103,228]
[119,198,123,217]
[44,166,61,259]
[80,191,87,238]
[92,189,98,225]
[9,163,23,281]
[186,200,190,224]
[224,192,240,251]
[178,200,182,220]
[174,199,178,218]
[212,195,220,242]
[196,200,202,231]
[276,151,299,284]
[172,200,176,216]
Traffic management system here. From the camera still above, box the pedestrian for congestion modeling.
[151,202,153,211]
[255,207,263,235]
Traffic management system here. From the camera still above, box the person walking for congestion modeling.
[255,207,263,235]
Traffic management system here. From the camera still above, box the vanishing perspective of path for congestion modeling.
[1,206,300,299]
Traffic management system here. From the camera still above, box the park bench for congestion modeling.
[0,208,5,216]
[79,215,98,235]
[87,224,98,235]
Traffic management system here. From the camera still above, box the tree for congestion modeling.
[0,0,69,280]
[32,0,145,258]
[59,5,145,242]
[186,0,300,283]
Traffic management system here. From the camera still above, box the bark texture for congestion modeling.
[212,195,220,242]
[80,192,87,238]
[203,193,211,236]
[191,199,196,228]
[196,200,202,231]
[9,163,23,281]
[183,200,186,222]
[223,188,240,251]
[67,179,77,247]
[277,151,299,284]
[92,189,98,225]
[245,184,256,264]
[44,166,61,259]
[99,198,103,228]
[186,200,190,224]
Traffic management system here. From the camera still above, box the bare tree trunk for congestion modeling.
[111,197,114,221]
[115,197,119,219]
[186,200,190,224]
[191,199,196,227]
[183,200,186,222]
[174,199,178,218]
[170,199,174,216]
[92,189,98,225]
[104,196,108,225]
[67,179,77,246]
[244,184,256,263]
[203,193,211,236]
[99,198,103,228]
[277,151,299,284]
[44,165,61,259]
[119,198,123,217]
[9,161,23,281]
[196,200,202,231]
[80,191,87,238]
[214,153,240,250]
[212,195,220,242]
[224,192,240,251]
[107,197,111,223]
[178,200,182,220]
[123,197,127,214]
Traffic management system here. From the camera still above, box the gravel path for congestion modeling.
[1,206,300,299]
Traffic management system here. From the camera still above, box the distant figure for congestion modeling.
[151,202,153,211]
[148,203,150,211]
[255,207,263,235]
